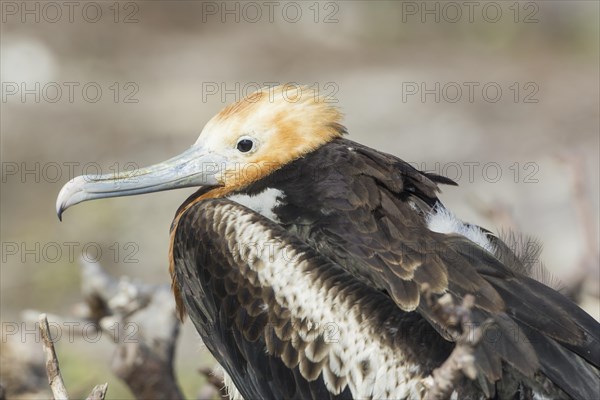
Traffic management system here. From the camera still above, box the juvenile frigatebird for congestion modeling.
[57,85,599,399]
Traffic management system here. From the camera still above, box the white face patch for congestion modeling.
[227,188,285,223]
[426,206,494,253]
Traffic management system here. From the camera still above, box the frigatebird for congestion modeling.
[57,85,599,399]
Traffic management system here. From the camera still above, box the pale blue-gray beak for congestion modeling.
[56,146,224,220]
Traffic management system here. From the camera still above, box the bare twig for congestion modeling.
[39,313,69,400]
[422,288,483,400]
[86,383,108,400]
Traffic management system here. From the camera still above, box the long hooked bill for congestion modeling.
[56,146,225,220]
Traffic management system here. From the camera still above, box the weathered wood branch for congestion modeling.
[86,383,108,400]
[38,313,110,400]
[422,288,484,400]
[26,259,185,399]
[39,313,70,400]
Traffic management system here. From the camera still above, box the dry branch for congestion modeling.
[86,383,108,400]
[422,288,483,400]
[27,258,183,399]
[38,314,110,399]
[26,259,224,399]
[39,313,69,400]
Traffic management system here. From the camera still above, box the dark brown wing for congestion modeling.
[273,140,600,399]
[172,199,456,400]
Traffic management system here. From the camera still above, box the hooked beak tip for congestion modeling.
[56,193,68,221]
[56,176,86,221]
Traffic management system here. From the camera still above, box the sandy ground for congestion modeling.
[1,1,598,398]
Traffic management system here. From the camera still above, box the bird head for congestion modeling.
[56,85,345,219]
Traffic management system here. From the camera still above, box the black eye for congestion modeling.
[236,139,254,153]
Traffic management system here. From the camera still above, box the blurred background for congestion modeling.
[1,1,598,398]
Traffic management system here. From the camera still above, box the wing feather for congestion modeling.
[265,138,600,399]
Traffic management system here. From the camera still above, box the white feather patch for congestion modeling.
[227,188,285,222]
[426,206,494,253]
